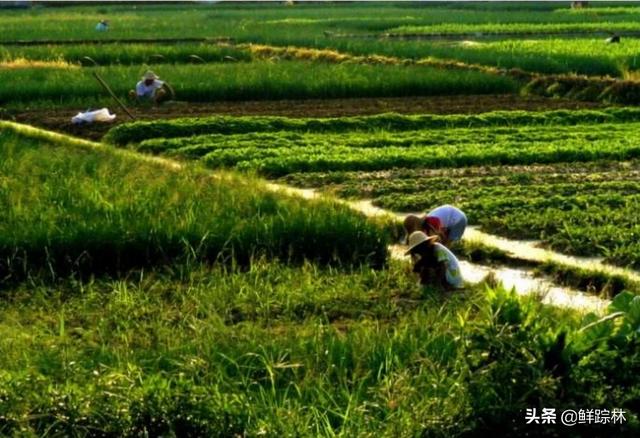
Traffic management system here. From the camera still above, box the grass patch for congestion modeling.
[0,123,388,283]
[0,260,639,436]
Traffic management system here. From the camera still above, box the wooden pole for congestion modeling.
[92,71,136,120]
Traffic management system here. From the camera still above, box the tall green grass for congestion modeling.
[0,124,388,282]
[1,2,638,43]
[0,61,518,109]
[0,43,251,65]
[1,260,639,436]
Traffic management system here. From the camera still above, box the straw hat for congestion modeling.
[142,71,159,80]
[405,231,438,255]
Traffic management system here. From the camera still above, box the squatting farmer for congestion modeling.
[95,20,109,31]
[405,231,463,290]
[129,71,175,104]
[404,204,467,247]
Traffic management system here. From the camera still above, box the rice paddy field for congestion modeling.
[2,1,640,436]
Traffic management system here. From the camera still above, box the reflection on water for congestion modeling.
[389,244,608,313]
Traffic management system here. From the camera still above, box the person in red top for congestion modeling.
[403,205,467,247]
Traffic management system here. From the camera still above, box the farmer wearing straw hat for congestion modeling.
[128,70,175,104]
[406,231,463,290]
[404,205,467,248]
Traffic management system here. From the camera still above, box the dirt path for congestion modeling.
[3,95,604,141]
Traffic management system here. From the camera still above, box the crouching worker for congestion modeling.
[128,71,175,104]
[406,231,463,290]
[404,204,467,248]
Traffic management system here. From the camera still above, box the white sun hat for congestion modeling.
[142,70,159,80]
[405,231,438,255]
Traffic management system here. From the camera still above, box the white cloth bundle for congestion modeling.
[71,108,116,124]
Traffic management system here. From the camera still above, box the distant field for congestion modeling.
[0,3,640,76]
[1,3,639,43]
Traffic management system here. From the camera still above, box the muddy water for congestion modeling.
[267,184,611,313]
[464,227,640,283]
[389,245,608,314]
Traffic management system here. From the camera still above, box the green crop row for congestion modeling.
[0,43,251,66]
[105,107,640,145]
[0,61,518,110]
[389,21,640,36]
[137,121,635,157]
[306,37,637,78]
[0,123,388,282]
[129,121,640,177]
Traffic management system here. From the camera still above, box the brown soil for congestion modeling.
[3,95,604,141]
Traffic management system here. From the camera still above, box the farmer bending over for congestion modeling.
[129,71,174,104]
[406,231,463,290]
[95,20,109,31]
[404,204,467,247]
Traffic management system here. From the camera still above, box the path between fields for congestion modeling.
[265,183,612,314]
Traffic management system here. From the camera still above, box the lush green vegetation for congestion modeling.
[304,37,640,78]
[4,3,640,435]
[0,43,251,66]
[106,110,640,269]
[129,121,640,177]
[0,123,388,282]
[0,61,517,109]
[284,160,640,269]
[105,107,640,145]
[0,2,638,43]
[1,259,639,436]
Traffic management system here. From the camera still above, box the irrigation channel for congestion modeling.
[266,184,619,314]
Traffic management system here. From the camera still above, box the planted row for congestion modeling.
[133,123,640,177]
[105,107,640,145]
[1,61,518,110]
[0,43,251,66]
